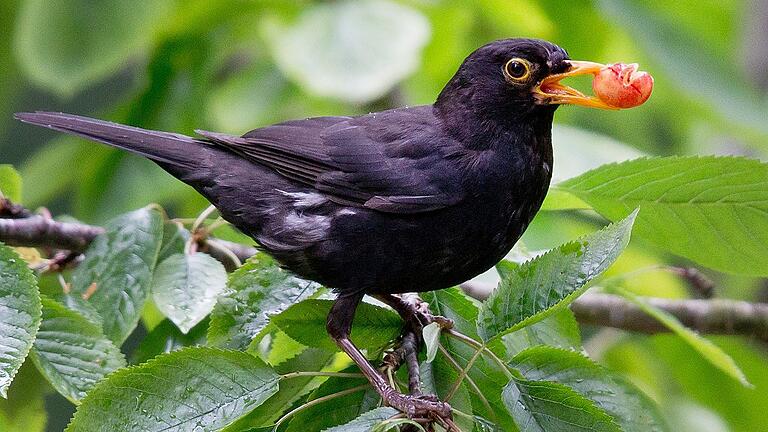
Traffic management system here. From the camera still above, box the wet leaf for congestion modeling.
[152,252,227,333]
[66,347,279,432]
[556,156,768,276]
[69,206,163,344]
[208,255,320,350]
[0,244,41,398]
[30,297,125,403]
[478,211,637,341]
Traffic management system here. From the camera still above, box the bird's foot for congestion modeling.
[383,389,453,423]
[380,293,454,332]
[381,328,422,394]
[378,293,455,396]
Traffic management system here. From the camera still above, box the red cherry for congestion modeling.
[592,63,654,108]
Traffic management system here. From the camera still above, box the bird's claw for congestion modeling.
[430,314,454,330]
[398,293,454,331]
[384,390,452,421]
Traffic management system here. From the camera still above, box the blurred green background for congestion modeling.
[1,1,767,431]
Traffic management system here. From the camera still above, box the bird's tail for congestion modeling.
[14,112,210,171]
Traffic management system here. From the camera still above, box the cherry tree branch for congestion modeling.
[0,215,102,252]
[571,293,768,342]
[0,214,258,262]
[461,281,768,343]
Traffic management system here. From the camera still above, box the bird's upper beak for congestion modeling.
[533,60,618,110]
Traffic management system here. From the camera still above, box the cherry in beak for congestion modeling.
[533,60,619,110]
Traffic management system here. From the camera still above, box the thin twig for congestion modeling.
[0,198,33,218]
[191,205,218,233]
[437,344,495,422]
[280,371,365,380]
[444,341,483,402]
[445,330,514,379]
[205,217,229,233]
[200,239,244,272]
[0,215,104,252]
[273,384,369,431]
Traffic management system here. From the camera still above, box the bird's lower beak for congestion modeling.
[533,60,618,110]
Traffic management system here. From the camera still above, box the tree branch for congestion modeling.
[3,213,768,342]
[571,293,768,342]
[0,215,103,252]
[462,281,768,342]
[0,214,258,262]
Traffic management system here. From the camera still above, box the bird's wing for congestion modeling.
[196,108,465,214]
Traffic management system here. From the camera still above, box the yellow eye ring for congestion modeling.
[503,58,532,82]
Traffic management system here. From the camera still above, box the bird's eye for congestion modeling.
[503,58,532,82]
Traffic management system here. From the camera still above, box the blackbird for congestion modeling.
[17,38,621,423]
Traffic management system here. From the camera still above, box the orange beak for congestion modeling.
[533,60,618,110]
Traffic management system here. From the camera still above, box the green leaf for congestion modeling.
[66,347,279,432]
[512,346,667,432]
[495,260,520,281]
[130,319,208,365]
[541,189,592,211]
[265,0,430,103]
[478,210,637,341]
[323,407,399,432]
[55,294,103,326]
[225,347,336,430]
[30,297,126,404]
[0,165,22,202]
[14,0,174,95]
[157,222,190,263]
[0,243,41,398]
[271,299,402,353]
[555,156,768,276]
[208,255,320,350]
[604,334,768,431]
[70,206,163,344]
[614,288,750,386]
[152,252,227,333]
[264,330,307,366]
[502,378,622,432]
[473,416,503,432]
[285,369,380,432]
[495,310,582,359]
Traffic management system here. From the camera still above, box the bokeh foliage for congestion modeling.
[1,1,767,431]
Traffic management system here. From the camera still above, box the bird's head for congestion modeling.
[436,38,633,124]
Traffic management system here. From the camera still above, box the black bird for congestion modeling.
[17,38,619,422]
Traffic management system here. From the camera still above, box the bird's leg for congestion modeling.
[326,294,452,422]
[375,294,454,396]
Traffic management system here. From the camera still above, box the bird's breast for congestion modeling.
[459,144,553,265]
